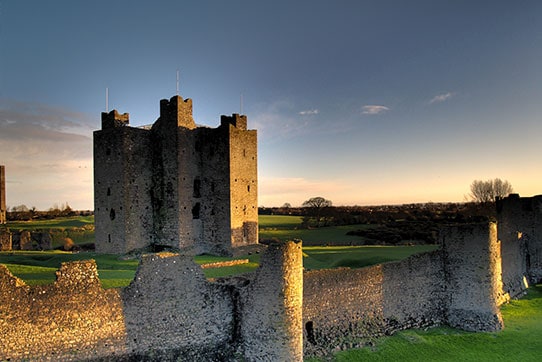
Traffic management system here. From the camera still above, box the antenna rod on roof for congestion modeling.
[176,70,180,96]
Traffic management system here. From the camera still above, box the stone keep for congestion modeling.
[94,95,258,255]
[0,165,6,224]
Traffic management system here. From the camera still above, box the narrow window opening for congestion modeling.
[193,178,201,198]
[247,185,250,192]
[192,203,201,219]
[110,208,116,221]
[108,234,111,243]
[306,321,316,345]
[107,187,111,196]
[106,148,111,156]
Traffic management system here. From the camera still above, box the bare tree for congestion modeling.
[302,196,332,227]
[469,178,513,203]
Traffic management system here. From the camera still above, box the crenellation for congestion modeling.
[101,109,129,129]
[221,113,247,130]
[158,95,196,130]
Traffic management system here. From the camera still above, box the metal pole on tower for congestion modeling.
[240,93,243,114]
[176,70,180,96]
[105,87,109,112]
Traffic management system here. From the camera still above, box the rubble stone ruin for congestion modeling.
[94,95,258,255]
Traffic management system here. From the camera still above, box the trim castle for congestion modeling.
[93,95,258,255]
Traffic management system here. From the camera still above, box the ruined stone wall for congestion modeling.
[94,116,154,254]
[497,194,542,296]
[303,250,445,355]
[0,261,127,361]
[0,165,5,224]
[121,253,236,359]
[303,222,504,357]
[0,230,11,251]
[0,241,302,361]
[9,230,52,250]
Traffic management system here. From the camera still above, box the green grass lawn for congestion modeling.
[0,244,436,288]
[259,215,377,246]
[0,215,437,285]
[0,251,138,289]
[303,245,437,270]
[307,285,542,362]
[259,215,303,228]
[5,215,95,230]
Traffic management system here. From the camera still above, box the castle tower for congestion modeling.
[241,241,303,360]
[441,223,504,331]
[94,95,258,255]
[94,111,154,253]
[0,165,6,224]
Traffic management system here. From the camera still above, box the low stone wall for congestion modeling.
[0,230,11,250]
[5,230,52,251]
[200,258,249,269]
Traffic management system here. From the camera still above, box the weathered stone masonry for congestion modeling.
[497,193,542,297]
[94,95,258,256]
[303,222,505,356]
[0,241,303,361]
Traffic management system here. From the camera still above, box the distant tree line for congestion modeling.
[6,203,93,221]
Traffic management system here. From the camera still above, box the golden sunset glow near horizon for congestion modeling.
[0,1,540,210]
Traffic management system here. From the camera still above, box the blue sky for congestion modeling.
[0,0,541,209]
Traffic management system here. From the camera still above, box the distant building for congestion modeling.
[93,95,258,255]
[0,165,6,224]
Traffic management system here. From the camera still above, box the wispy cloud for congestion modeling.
[429,92,454,104]
[298,109,319,116]
[362,105,390,115]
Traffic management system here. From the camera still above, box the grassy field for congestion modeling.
[307,285,542,362]
[259,215,375,245]
[5,214,374,247]
[0,245,438,288]
[303,245,437,270]
[0,214,438,286]
[3,216,95,248]
[5,216,95,229]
